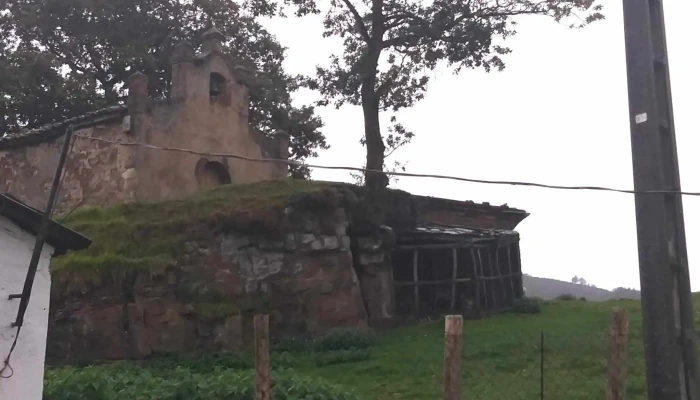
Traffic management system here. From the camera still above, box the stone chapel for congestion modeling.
[0,28,289,214]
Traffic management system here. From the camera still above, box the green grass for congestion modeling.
[50,179,335,295]
[48,295,700,399]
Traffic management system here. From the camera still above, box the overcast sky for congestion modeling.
[261,0,699,291]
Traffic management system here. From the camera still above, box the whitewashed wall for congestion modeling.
[0,216,54,400]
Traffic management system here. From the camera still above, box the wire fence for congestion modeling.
[442,308,643,400]
[43,306,683,400]
[457,330,614,400]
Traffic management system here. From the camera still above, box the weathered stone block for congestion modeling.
[220,235,250,258]
[259,238,284,250]
[357,236,382,251]
[298,233,315,245]
[284,234,297,250]
[340,235,351,251]
[321,236,339,250]
[358,251,385,266]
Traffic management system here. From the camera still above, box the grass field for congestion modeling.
[45,295,700,399]
[293,298,649,400]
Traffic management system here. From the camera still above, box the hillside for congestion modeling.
[523,275,641,301]
[45,294,699,400]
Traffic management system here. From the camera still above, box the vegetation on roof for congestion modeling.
[51,179,337,294]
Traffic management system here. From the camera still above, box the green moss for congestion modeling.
[51,179,415,296]
[51,179,337,292]
[193,301,240,320]
[52,180,329,271]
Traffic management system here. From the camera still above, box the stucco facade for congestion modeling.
[0,216,54,400]
[0,28,288,214]
[0,193,91,400]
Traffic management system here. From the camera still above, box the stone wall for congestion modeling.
[0,121,136,214]
[47,198,391,362]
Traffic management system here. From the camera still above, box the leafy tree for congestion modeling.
[272,0,603,187]
[0,0,327,177]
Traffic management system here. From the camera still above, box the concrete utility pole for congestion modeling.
[621,1,700,399]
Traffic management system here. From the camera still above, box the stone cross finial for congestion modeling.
[202,27,226,53]
[127,71,148,90]
[127,71,149,113]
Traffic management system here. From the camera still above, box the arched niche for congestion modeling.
[195,158,232,189]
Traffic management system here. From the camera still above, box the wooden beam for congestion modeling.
[471,248,482,315]
[413,250,419,316]
[486,250,498,307]
[451,248,458,311]
[480,273,522,281]
[394,278,473,287]
[506,244,517,301]
[477,248,489,310]
[514,243,524,297]
[396,243,486,251]
[493,245,505,307]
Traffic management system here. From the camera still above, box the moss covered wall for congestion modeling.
[47,181,396,362]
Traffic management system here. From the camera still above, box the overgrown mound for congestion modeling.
[51,180,336,293]
[50,179,416,298]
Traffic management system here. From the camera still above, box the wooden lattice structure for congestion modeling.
[392,226,524,317]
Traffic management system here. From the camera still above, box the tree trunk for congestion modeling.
[362,0,388,190]
[362,88,387,189]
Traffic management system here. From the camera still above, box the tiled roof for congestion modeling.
[414,194,527,215]
[0,105,127,150]
[397,224,520,247]
[414,225,517,237]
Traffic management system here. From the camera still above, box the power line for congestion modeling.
[75,134,700,197]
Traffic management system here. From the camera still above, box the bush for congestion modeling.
[132,352,254,375]
[556,293,577,301]
[271,351,303,368]
[44,365,360,400]
[511,297,543,314]
[314,348,372,367]
[578,297,587,301]
[313,328,377,352]
[272,336,313,354]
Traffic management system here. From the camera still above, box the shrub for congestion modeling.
[511,297,543,314]
[556,293,577,301]
[271,351,303,368]
[44,365,360,400]
[272,336,313,354]
[579,297,587,301]
[133,352,254,375]
[314,348,372,367]
[313,328,377,352]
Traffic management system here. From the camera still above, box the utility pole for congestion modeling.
[622,1,700,399]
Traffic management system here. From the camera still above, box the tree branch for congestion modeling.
[340,0,370,42]
[376,53,408,97]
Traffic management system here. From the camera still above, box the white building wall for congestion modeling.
[0,216,54,400]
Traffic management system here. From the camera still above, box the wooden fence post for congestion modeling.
[444,315,463,400]
[606,308,629,400]
[254,314,270,400]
